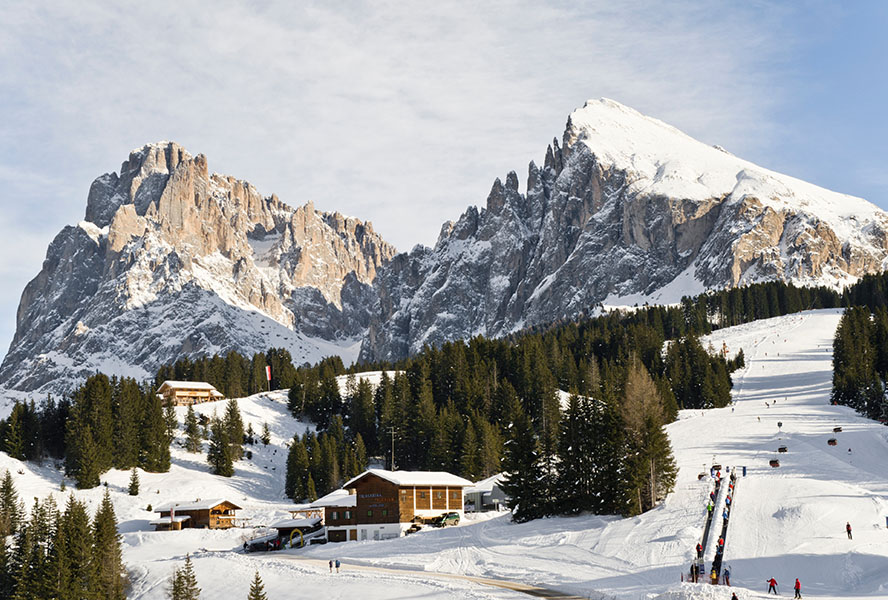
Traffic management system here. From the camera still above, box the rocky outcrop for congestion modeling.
[360,100,888,361]
[1,142,396,393]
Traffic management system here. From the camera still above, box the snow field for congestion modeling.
[4,313,888,600]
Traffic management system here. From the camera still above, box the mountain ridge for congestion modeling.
[5,99,888,393]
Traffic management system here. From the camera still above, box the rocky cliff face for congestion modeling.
[360,99,888,361]
[6,100,888,393]
[1,142,395,392]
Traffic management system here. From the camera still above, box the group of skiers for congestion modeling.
[767,577,803,598]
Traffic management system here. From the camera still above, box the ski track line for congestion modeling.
[274,553,597,599]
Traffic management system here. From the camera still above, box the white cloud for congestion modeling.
[0,0,809,349]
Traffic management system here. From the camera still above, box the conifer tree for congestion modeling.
[141,396,171,472]
[284,436,309,500]
[207,419,234,477]
[112,378,143,469]
[621,359,677,515]
[169,554,200,600]
[247,570,268,600]
[305,474,317,502]
[223,399,244,460]
[58,495,96,600]
[353,433,367,474]
[93,490,127,600]
[73,425,101,489]
[128,467,140,496]
[4,403,25,460]
[500,409,546,522]
[164,403,178,443]
[459,420,480,481]
[184,405,202,453]
[0,470,22,536]
[260,422,271,446]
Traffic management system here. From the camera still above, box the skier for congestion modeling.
[329,559,333,573]
[696,542,703,557]
[708,502,713,515]
[335,558,341,573]
[726,495,731,507]
[723,509,729,522]
[723,565,731,586]
[794,578,802,599]
[767,577,778,594]
[846,521,852,539]
[732,594,739,600]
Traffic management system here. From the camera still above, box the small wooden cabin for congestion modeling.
[157,381,224,406]
[152,499,241,530]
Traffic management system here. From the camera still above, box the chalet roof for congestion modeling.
[270,516,322,529]
[310,489,356,508]
[158,380,224,396]
[154,499,241,512]
[465,473,506,494]
[149,515,191,525]
[343,469,473,489]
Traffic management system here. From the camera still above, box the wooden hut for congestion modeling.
[157,381,224,406]
[152,499,241,530]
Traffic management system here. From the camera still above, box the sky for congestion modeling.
[0,1,886,355]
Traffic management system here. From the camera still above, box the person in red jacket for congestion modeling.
[767,577,778,594]
[794,578,802,598]
[846,521,852,539]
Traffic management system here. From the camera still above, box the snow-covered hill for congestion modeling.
[3,312,887,600]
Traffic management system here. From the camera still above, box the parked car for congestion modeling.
[433,512,460,527]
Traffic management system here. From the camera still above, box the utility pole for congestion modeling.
[387,427,397,471]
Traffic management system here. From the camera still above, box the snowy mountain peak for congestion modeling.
[2,143,396,393]
[360,100,888,361]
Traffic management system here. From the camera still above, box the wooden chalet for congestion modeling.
[151,499,241,531]
[322,469,472,542]
[157,380,224,406]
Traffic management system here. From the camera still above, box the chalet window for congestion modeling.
[419,492,426,499]
[435,491,443,500]
[451,491,460,499]
[367,510,373,517]
[344,511,351,519]
[382,509,388,516]
[331,511,339,521]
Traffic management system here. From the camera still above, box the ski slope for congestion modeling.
[292,309,888,600]
[3,311,888,599]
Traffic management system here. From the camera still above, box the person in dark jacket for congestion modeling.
[846,521,852,539]
[767,577,778,594]
[794,578,802,598]
[723,565,731,586]
[732,594,739,600]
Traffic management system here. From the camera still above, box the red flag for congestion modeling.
[265,365,272,381]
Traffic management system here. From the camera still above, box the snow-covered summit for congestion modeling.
[361,100,888,361]
[566,98,886,240]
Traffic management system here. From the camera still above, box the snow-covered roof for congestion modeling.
[154,499,240,512]
[465,473,506,494]
[344,469,473,489]
[270,517,322,529]
[158,380,223,395]
[311,489,356,508]
[149,515,191,524]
